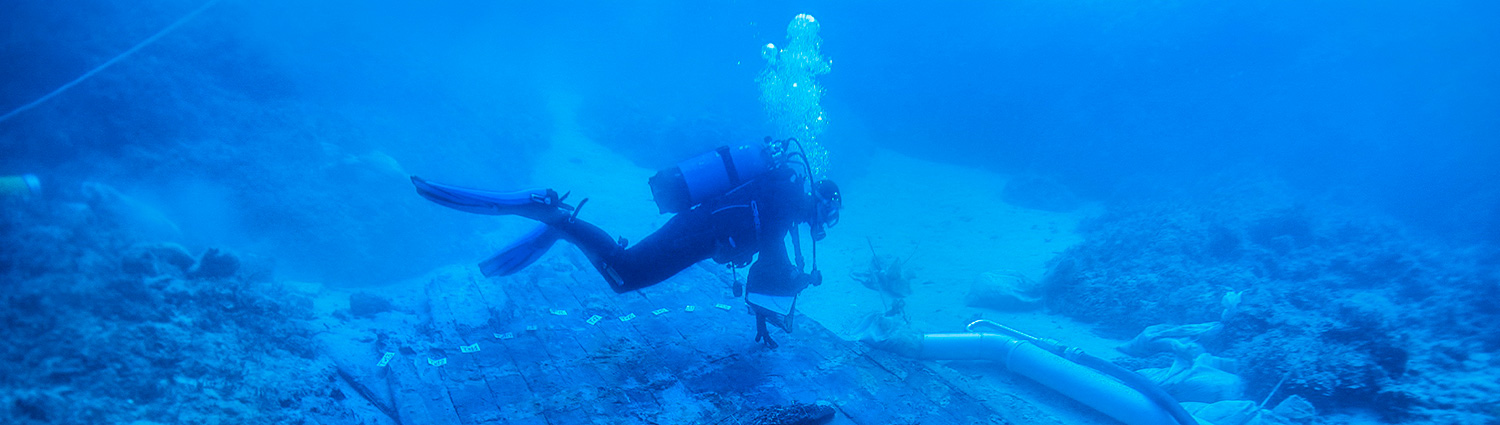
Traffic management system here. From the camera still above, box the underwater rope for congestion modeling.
[0,0,224,125]
[1259,372,1291,409]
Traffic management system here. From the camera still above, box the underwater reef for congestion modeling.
[0,0,551,287]
[0,191,348,424]
[1045,178,1500,423]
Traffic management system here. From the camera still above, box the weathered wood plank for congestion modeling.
[395,354,465,425]
[426,269,508,424]
[463,275,548,423]
[342,252,1015,425]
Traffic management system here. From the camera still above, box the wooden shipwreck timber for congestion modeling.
[316,250,1103,425]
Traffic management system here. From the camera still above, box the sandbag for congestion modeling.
[1184,400,1258,425]
[1118,322,1223,358]
[1138,353,1244,403]
[965,271,1043,311]
[1271,395,1315,420]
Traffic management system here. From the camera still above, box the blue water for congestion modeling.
[2,1,1497,424]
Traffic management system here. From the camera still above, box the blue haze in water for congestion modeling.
[0,0,1497,424]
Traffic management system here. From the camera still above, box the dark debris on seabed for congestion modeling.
[0,187,350,425]
[1043,179,1500,424]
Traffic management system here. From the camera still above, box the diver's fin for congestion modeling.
[411,176,563,216]
[478,225,563,277]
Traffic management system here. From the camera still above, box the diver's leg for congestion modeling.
[604,211,717,292]
[412,176,716,291]
[549,209,716,293]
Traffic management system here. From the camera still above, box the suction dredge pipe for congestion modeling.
[905,320,1198,425]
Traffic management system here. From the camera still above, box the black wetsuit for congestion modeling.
[550,165,813,294]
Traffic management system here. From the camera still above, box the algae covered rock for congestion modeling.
[965,270,1043,311]
[724,401,836,425]
[189,247,240,279]
[1043,185,1500,420]
[2,192,345,424]
[120,242,195,277]
[349,292,394,317]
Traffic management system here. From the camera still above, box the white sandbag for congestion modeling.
[1138,354,1245,403]
[965,270,1042,311]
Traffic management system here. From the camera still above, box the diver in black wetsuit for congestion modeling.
[412,138,841,348]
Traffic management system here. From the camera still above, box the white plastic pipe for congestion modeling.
[917,333,1181,425]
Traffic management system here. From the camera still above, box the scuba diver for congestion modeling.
[411,138,841,348]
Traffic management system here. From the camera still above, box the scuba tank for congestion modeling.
[648,141,775,214]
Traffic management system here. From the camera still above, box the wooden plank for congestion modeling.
[550,257,679,373]
[360,251,1014,425]
[557,253,781,422]
[643,263,927,420]
[439,357,508,425]
[510,267,641,424]
[393,354,465,425]
[316,326,402,423]
[383,357,434,425]
[507,262,678,423]
[517,261,718,424]
[492,298,591,424]
[426,269,507,424]
[463,276,549,423]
